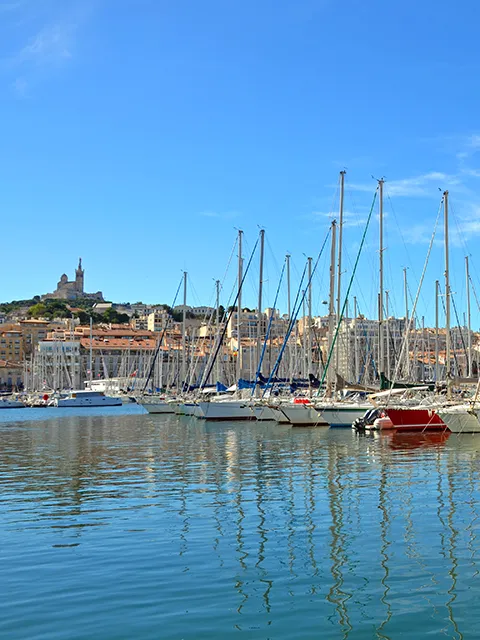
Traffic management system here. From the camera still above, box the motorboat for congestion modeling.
[55,390,122,407]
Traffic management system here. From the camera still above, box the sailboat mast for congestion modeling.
[354,296,359,383]
[385,290,390,380]
[237,230,243,380]
[403,267,409,379]
[89,315,93,385]
[182,271,187,390]
[435,279,439,381]
[307,256,313,377]
[378,178,385,376]
[466,255,472,378]
[215,279,221,384]
[286,254,291,320]
[444,191,451,398]
[336,170,346,373]
[327,220,337,394]
[256,229,265,374]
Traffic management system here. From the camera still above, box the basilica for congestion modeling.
[42,259,104,302]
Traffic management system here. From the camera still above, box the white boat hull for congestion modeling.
[269,407,290,423]
[197,401,254,421]
[0,399,25,409]
[437,406,480,433]
[278,404,328,426]
[57,396,122,407]
[253,405,277,421]
[176,403,198,416]
[317,405,371,428]
[140,401,176,414]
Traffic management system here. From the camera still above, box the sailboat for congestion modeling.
[313,171,373,427]
[197,229,259,421]
[378,190,452,432]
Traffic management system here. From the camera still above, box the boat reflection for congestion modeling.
[384,430,450,450]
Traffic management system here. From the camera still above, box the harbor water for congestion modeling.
[1,406,480,639]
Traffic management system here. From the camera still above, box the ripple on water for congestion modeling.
[1,413,480,638]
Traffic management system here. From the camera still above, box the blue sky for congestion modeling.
[1,0,480,327]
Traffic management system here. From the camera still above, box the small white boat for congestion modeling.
[0,397,25,409]
[55,390,122,407]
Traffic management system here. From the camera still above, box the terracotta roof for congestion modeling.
[75,326,157,338]
[79,338,157,350]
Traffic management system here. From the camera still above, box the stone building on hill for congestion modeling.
[42,259,104,302]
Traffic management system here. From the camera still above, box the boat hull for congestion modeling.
[176,403,198,416]
[385,407,446,432]
[278,404,328,427]
[0,400,25,409]
[317,405,371,428]
[253,406,277,421]
[57,397,122,407]
[269,407,290,423]
[137,400,176,414]
[437,406,480,433]
[197,401,254,421]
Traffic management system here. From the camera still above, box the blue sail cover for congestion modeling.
[216,382,228,392]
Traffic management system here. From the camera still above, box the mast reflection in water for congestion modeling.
[0,410,479,639]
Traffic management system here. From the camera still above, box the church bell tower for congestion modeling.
[75,258,84,294]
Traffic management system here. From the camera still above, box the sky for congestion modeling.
[1,0,480,327]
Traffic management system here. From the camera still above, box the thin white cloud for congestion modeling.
[15,23,73,67]
[1,0,95,94]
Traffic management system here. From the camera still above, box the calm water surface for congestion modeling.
[1,407,479,639]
